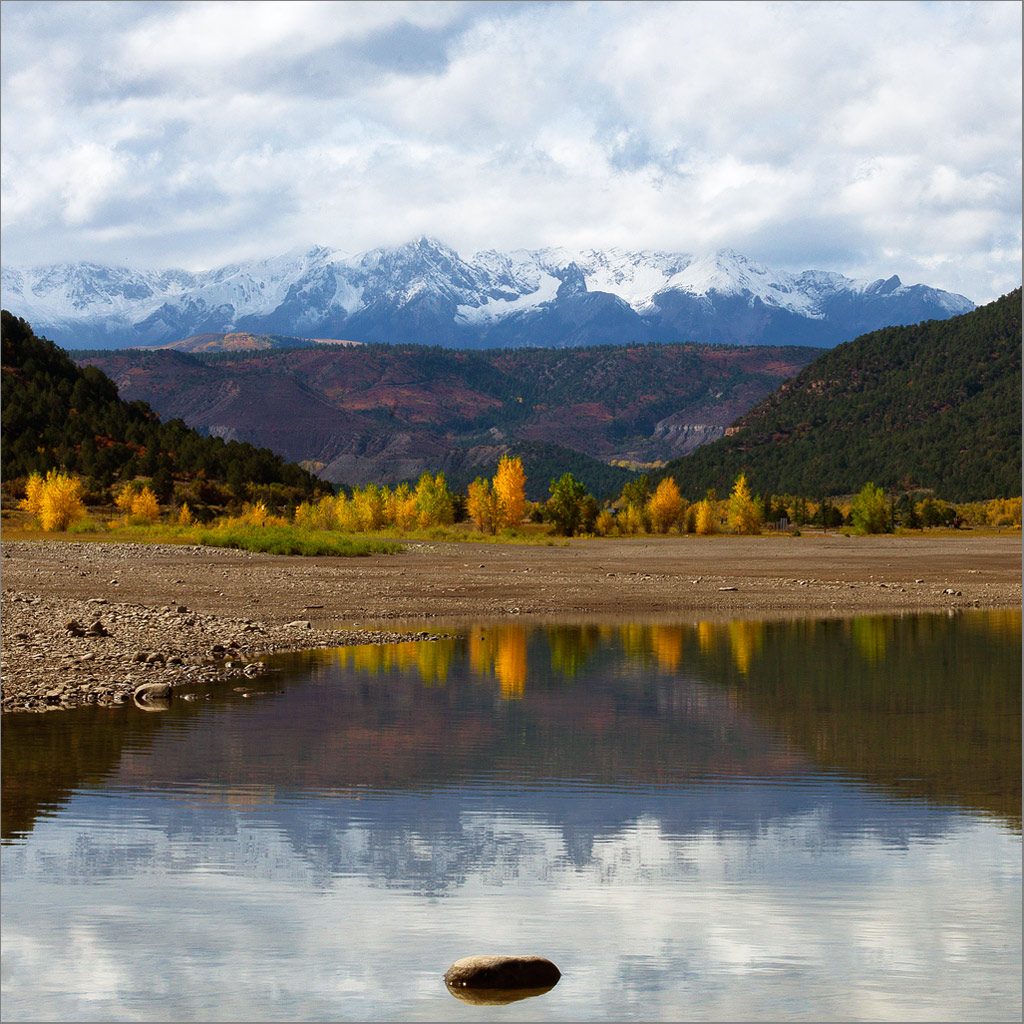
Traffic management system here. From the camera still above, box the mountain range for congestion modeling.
[2,238,973,351]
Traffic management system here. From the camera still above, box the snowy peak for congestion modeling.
[0,240,975,351]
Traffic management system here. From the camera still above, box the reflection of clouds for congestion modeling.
[2,792,1019,1021]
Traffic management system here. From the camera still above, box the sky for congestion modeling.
[1,0,1020,303]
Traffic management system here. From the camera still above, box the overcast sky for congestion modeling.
[1,0,1020,302]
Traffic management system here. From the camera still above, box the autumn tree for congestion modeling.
[36,470,86,531]
[466,477,500,533]
[493,455,527,529]
[647,477,686,534]
[129,486,161,524]
[618,475,651,534]
[352,484,386,530]
[387,482,419,531]
[728,473,761,535]
[414,472,454,528]
[694,499,718,535]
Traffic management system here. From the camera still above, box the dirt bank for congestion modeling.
[2,534,1019,712]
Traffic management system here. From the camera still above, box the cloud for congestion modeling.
[1,0,1019,301]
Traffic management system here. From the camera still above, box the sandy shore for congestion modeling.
[2,534,1019,712]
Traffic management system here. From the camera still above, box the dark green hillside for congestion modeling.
[658,290,1022,502]
[442,441,634,502]
[1,311,330,505]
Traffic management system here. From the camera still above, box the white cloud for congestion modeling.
[1,0,1019,301]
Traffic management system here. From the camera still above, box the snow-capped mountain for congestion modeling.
[1,238,974,350]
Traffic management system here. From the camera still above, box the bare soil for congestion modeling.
[2,533,1019,712]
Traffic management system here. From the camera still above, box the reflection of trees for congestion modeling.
[851,616,887,663]
[494,627,527,699]
[548,625,601,678]
[727,621,764,675]
[699,613,1022,828]
[332,639,455,686]
[649,626,684,671]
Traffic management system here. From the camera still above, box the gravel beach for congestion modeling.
[2,534,1019,712]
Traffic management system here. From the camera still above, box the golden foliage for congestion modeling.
[493,455,527,529]
[593,509,616,536]
[647,477,686,534]
[727,473,761,535]
[414,472,454,528]
[129,486,161,524]
[466,477,499,533]
[36,471,86,531]
[18,473,45,518]
[694,499,718,535]
[618,503,649,535]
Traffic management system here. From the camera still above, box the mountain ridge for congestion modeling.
[73,340,821,493]
[3,238,973,351]
[656,289,1022,502]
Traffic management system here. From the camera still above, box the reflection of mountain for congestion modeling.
[3,613,1019,847]
[1,704,172,842]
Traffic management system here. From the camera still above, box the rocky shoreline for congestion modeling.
[0,542,435,713]
[2,535,1019,713]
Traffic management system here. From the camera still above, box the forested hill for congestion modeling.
[0,311,329,505]
[658,289,1022,502]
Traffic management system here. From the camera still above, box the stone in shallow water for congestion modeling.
[133,682,172,710]
[444,955,561,991]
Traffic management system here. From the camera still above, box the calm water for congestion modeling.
[2,612,1021,1022]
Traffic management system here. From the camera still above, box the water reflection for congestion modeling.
[3,612,1021,844]
[320,611,1022,827]
[2,612,1020,1022]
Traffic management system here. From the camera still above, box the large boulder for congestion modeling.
[444,955,560,991]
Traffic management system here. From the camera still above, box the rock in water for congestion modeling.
[133,682,172,710]
[444,955,561,990]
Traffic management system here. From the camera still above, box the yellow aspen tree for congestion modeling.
[352,485,386,531]
[38,471,86,531]
[647,477,685,534]
[618,503,648,535]
[594,509,616,536]
[335,492,359,532]
[177,503,194,526]
[114,482,138,514]
[493,455,526,530]
[129,486,161,524]
[18,473,45,519]
[467,477,499,533]
[728,473,761,535]
[414,472,454,528]
[694,499,718,535]
[389,483,419,532]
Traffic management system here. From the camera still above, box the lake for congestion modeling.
[2,611,1020,1022]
